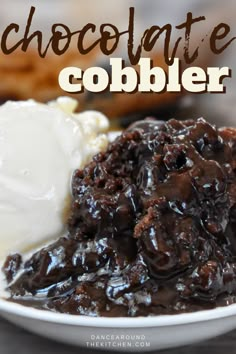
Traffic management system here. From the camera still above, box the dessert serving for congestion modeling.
[2,115,236,317]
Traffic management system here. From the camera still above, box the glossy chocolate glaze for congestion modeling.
[3,118,236,317]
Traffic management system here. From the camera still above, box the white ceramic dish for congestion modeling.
[0,295,236,351]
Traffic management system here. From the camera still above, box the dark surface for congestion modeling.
[0,316,235,354]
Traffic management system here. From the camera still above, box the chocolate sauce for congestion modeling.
[3,118,236,317]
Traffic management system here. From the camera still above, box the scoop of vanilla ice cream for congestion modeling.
[0,97,109,258]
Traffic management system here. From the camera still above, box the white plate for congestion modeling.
[0,295,236,351]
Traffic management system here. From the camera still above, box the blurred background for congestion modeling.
[0,0,235,128]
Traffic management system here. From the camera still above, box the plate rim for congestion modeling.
[0,297,236,328]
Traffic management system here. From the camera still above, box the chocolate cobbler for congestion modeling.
[3,117,236,317]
